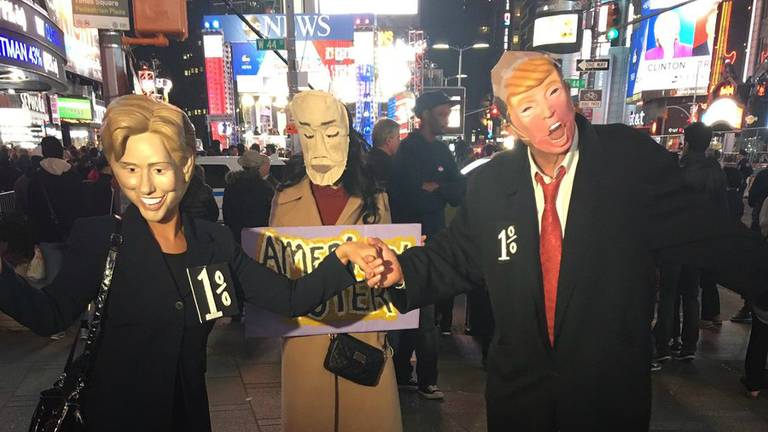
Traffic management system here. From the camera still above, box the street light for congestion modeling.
[444,74,468,86]
[431,42,489,87]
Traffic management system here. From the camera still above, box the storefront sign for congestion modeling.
[241,224,421,337]
[19,92,46,114]
[0,28,66,83]
[0,0,66,56]
[203,14,356,42]
[71,0,130,30]
[57,96,92,120]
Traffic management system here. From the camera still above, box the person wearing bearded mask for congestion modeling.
[0,95,386,432]
[273,91,402,432]
[366,52,768,430]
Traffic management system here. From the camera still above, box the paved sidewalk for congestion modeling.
[2,288,768,431]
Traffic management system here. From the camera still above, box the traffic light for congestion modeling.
[606,2,620,46]
[489,104,500,118]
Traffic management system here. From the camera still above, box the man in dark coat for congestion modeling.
[371,52,768,431]
[222,150,274,243]
[388,91,466,400]
[367,118,401,188]
[27,137,85,243]
[654,123,729,362]
[180,165,220,222]
[0,147,21,192]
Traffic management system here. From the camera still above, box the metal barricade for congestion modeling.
[0,191,15,217]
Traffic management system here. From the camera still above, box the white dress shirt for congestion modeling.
[527,127,580,237]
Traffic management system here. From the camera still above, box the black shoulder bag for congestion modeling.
[29,216,123,432]
[324,331,392,387]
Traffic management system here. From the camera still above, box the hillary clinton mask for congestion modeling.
[288,91,349,186]
[101,95,196,224]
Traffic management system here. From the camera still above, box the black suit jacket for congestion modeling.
[0,205,354,431]
[394,115,768,431]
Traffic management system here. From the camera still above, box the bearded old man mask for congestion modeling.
[288,91,350,186]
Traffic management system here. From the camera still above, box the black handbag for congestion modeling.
[323,333,390,387]
[29,217,123,432]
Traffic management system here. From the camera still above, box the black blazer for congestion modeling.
[0,205,355,431]
[394,115,768,431]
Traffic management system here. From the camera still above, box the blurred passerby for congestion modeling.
[13,155,41,217]
[749,167,768,231]
[368,118,401,188]
[180,165,219,222]
[83,157,118,217]
[222,151,274,244]
[654,123,725,362]
[28,136,85,244]
[0,147,21,192]
[724,167,745,221]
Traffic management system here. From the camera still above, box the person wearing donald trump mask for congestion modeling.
[271,90,402,432]
[365,51,768,430]
[0,95,388,432]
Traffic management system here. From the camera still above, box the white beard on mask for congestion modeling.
[288,91,350,186]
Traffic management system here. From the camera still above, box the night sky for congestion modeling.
[420,0,502,131]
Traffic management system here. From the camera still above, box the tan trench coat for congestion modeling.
[270,177,402,432]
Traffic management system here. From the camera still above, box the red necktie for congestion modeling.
[535,166,566,346]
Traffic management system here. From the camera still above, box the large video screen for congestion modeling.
[626,0,718,97]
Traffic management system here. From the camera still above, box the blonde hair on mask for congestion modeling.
[101,95,196,164]
[503,57,560,106]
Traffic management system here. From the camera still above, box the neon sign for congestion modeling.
[718,84,735,97]
[0,28,66,83]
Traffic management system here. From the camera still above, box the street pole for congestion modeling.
[457,48,464,88]
[285,0,300,154]
[99,30,129,103]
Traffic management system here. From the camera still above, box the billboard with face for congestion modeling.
[626,0,719,97]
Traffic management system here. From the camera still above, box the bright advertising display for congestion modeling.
[47,0,102,81]
[317,0,418,15]
[627,0,719,97]
[57,96,92,120]
[0,0,67,87]
[203,14,366,104]
[533,13,579,47]
[532,11,582,54]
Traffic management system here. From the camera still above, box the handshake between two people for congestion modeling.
[333,238,404,289]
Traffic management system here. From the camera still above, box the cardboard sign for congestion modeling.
[187,263,239,323]
[241,224,421,337]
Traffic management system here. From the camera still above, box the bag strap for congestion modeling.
[36,173,60,228]
[63,215,123,377]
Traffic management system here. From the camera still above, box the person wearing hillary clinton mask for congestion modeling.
[271,91,402,432]
[0,95,388,432]
[365,51,768,430]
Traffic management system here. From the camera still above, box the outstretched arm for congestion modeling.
[230,238,386,317]
[0,219,108,335]
[369,201,484,312]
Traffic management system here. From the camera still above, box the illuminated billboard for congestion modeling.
[532,11,582,54]
[317,0,417,15]
[626,0,719,97]
[47,0,102,81]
